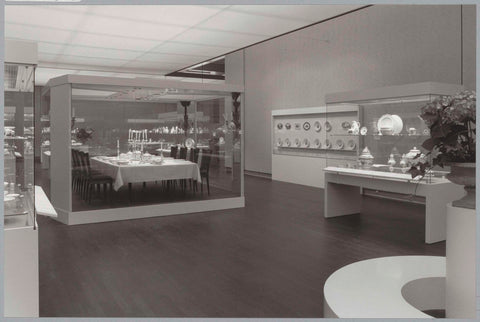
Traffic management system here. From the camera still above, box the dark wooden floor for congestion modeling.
[38,175,445,317]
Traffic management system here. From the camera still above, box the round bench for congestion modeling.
[324,256,446,318]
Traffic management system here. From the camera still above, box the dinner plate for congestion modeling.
[185,138,195,149]
[341,121,351,129]
[347,140,356,150]
[314,121,322,132]
[314,139,321,148]
[325,121,332,132]
[303,138,310,147]
[335,139,344,149]
[325,139,332,149]
[377,114,403,135]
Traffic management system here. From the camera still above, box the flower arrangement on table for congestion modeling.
[74,128,95,144]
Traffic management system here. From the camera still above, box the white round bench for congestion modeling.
[324,256,446,318]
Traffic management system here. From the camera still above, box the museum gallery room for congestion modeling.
[2,2,478,319]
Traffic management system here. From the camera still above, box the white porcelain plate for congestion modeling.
[335,139,344,149]
[303,122,311,131]
[325,139,332,149]
[347,140,356,150]
[377,114,403,135]
[325,121,332,132]
[303,138,310,147]
[185,138,195,149]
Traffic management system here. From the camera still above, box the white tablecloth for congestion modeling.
[91,157,201,191]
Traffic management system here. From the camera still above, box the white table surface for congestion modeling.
[324,256,446,318]
[91,157,201,191]
[323,166,448,184]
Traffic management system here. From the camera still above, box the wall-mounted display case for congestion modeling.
[271,105,357,188]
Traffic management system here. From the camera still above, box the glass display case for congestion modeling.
[325,82,465,182]
[4,62,36,229]
[42,75,244,223]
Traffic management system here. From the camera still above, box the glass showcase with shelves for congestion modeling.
[324,82,465,183]
[4,62,36,229]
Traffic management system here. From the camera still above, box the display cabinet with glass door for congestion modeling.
[4,62,35,229]
[325,82,465,182]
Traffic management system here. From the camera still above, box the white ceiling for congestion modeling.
[5,4,363,85]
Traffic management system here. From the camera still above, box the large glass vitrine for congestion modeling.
[4,62,36,229]
[42,75,244,224]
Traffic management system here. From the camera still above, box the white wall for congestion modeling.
[236,5,474,174]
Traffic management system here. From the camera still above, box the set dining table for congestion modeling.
[90,156,201,199]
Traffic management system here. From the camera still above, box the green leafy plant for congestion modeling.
[409,90,476,178]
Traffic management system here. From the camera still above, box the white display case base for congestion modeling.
[446,203,476,319]
[324,167,465,244]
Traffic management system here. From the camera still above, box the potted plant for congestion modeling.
[409,90,476,209]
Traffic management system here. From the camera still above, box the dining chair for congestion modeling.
[188,148,200,190]
[72,149,86,193]
[199,149,211,195]
[170,145,178,159]
[179,147,187,160]
[79,152,114,204]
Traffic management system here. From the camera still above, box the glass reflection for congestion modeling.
[70,86,242,211]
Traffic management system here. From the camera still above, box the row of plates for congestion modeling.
[277,138,356,150]
[276,121,333,132]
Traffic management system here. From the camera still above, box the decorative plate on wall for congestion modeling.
[347,140,356,150]
[295,123,301,130]
[360,126,368,136]
[341,121,351,129]
[325,139,332,149]
[303,138,310,147]
[325,121,332,132]
[277,123,283,130]
[314,121,322,132]
[335,139,344,149]
[294,138,301,147]
[285,123,291,130]
[185,138,195,149]
[277,138,283,147]
[285,138,291,147]
[314,139,321,148]
[303,122,311,131]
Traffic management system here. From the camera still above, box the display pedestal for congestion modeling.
[446,203,476,318]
